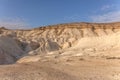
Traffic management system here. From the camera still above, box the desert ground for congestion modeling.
[0,56,120,80]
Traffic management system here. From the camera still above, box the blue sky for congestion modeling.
[0,0,120,29]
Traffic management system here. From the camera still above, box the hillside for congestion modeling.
[0,22,120,80]
[0,22,120,63]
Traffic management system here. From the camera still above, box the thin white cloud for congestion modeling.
[0,17,31,29]
[90,11,120,23]
[90,3,120,23]
[101,4,113,11]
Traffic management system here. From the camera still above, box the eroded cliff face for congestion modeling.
[0,22,120,64]
[0,36,24,64]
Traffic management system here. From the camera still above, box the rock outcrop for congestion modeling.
[1,22,120,64]
[0,36,24,64]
